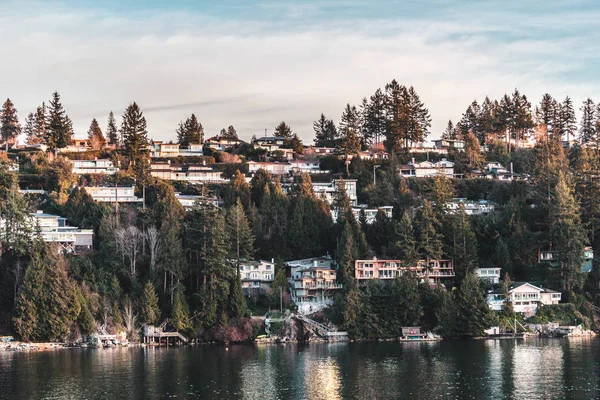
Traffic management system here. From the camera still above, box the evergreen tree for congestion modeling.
[549,173,587,291]
[177,113,204,146]
[464,132,484,168]
[22,113,36,145]
[441,120,456,140]
[87,118,106,150]
[106,111,119,146]
[561,96,577,143]
[274,121,292,138]
[46,92,72,150]
[32,103,47,145]
[449,204,478,284]
[0,98,21,150]
[13,244,80,342]
[455,273,494,336]
[171,284,191,333]
[120,102,149,178]
[415,201,443,280]
[394,212,418,264]
[313,113,338,147]
[226,198,255,269]
[579,98,596,144]
[139,280,160,325]
[229,277,248,319]
[363,88,387,145]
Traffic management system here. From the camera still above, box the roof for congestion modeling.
[488,282,546,295]
[298,267,336,273]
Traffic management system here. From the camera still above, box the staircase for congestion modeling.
[295,314,348,341]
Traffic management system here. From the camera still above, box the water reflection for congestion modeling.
[1,339,600,399]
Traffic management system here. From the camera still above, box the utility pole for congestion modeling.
[373,164,380,186]
[280,287,283,313]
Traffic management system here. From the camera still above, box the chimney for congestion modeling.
[510,162,513,174]
[313,260,318,267]
[271,258,274,263]
[411,157,415,165]
[203,160,206,166]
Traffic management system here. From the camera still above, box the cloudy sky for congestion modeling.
[1,0,599,143]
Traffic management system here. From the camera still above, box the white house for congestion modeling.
[331,205,393,224]
[312,179,358,206]
[487,282,562,316]
[204,136,244,151]
[289,160,326,174]
[239,259,276,293]
[174,193,221,209]
[150,161,226,183]
[30,210,93,253]
[84,186,143,203]
[150,141,204,158]
[72,159,118,175]
[446,198,495,215]
[247,161,292,175]
[476,268,502,284]
[399,159,455,178]
[286,255,341,311]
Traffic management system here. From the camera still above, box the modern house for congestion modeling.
[476,267,502,284]
[72,159,118,175]
[150,161,226,183]
[399,159,455,178]
[289,160,326,174]
[251,136,286,152]
[173,193,221,209]
[30,210,93,253]
[446,198,495,215]
[84,186,143,203]
[286,255,341,312]
[304,146,336,155]
[538,247,594,273]
[247,161,292,175]
[331,205,393,224]
[312,179,358,206]
[355,258,455,285]
[150,141,204,158]
[487,282,562,316]
[433,139,465,152]
[204,136,244,151]
[239,259,276,293]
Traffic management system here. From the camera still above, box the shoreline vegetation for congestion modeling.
[1,86,600,345]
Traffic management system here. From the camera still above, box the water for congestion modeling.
[0,338,599,399]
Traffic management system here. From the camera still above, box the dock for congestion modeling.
[142,325,187,346]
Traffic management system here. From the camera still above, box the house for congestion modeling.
[174,193,221,209]
[72,159,118,175]
[433,139,465,152]
[247,161,292,175]
[538,246,593,272]
[286,256,341,308]
[305,146,336,155]
[487,282,562,316]
[476,268,502,284]
[179,143,204,156]
[357,150,390,161]
[30,210,93,253]
[399,159,455,178]
[446,198,495,215]
[204,136,244,151]
[312,179,358,206]
[331,205,393,224]
[252,136,286,152]
[150,141,181,158]
[84,186,143,203]
[58,138,90,153]
[287,256,336,280]
[289,160,326,174]
[355,258,455,285]
[150,161,226,183]
[239,259,276,293]
[408,145,448,155]
[486,162,509,174]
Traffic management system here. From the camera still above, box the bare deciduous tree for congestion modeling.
[122,297,140,341]
[116,226,143,280]
[145,226,161,277]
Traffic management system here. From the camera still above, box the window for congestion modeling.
[266,265,272,270]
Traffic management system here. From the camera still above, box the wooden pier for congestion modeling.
[142,325,187,346]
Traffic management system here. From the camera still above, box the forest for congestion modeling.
[0,82,599,341]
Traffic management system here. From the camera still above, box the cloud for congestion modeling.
[1,0,599,142]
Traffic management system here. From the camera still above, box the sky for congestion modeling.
[1,0,600,143]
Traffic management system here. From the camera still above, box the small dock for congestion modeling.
[142,325,187,346]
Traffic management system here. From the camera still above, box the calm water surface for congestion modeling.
[0,338,599,399]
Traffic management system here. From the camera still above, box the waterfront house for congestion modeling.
[286,256,341,311]
[355,258,455,285]
[487,282,561,317]
[476,268,501,284]
[72,159,118,175]
[239,259,276,293]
